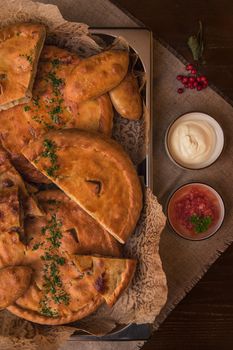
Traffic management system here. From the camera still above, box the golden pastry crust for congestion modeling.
[64,50,129,104]
[71,255,136,307]
[11,154,51,184]
[0,46,114,181]
[0,146,43,216]
[0,23,46,110]
[0,266,32,309]
[8,286,103,325]
[109,73,142,120]
[68,94,113,136]
[0,186,22,234]
[22,129,143,243]
[35,189,121,257]
[0,232,25,268]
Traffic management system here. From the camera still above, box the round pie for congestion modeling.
[22,129,143,243]
[7,189,135,325]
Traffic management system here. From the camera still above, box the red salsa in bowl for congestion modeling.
[167,183,225,240]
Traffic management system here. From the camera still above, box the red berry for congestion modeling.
[177,88,184,94]
[197,77,202,82]
[191,69,197,74]
[176,75,183,81]
[189,77,195,83]
[197,85,203,91]
[200,75,207,82]
[182,77,188,83]
[193,81,198,87]
[186,64,193,71]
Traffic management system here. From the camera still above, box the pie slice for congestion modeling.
[64,50,129,104]
[0,145,43,216]
[0,186,22,234]
[22,129,143,243]
[0,266,32,309]
[0,23,46,110]
[71,255,136,307]
[35,189,121,257]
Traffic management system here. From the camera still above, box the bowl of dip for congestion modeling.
[167,183,225,240]
[165,112,224,169]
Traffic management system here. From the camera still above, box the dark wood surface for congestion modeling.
[113,1,233,349]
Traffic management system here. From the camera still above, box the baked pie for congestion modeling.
[64,50,129,104]
[22,129,143,243]
[0,23,46,110]
[109,72,142,120]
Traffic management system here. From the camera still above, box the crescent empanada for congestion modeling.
[64,50,129,104]
[22,129,142,244]
[0,23,46,110]
[109,72,142,120]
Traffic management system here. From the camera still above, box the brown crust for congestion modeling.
[102,258,136,307]
[0,46,114,182]
[0,23,46,110]
[0,266,32,309]
[11,154,51,184]
[22,129,143,243]
[7,295,103,325]
[109,73,142,120]
[36,189,122,257]
[64,50,129,104]
[98,94,113,136]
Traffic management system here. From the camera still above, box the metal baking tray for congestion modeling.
[70,27,153,341]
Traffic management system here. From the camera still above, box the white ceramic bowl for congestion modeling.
[165,112,224,169]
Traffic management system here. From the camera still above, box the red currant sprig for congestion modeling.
[176,64,208,94]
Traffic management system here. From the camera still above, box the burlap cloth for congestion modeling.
[2,0,233,349]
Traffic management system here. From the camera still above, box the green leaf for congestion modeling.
[190,215,212,233]
[187,20,204,61]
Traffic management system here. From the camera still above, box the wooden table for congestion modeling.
[113,0,233,349]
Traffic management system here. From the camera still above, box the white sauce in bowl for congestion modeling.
[166,112,224,169]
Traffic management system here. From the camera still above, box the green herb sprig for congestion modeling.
[190,214,212,233]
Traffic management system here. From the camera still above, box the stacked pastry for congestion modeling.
[0,23,143,325]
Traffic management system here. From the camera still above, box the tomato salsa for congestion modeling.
[168,183,224,240]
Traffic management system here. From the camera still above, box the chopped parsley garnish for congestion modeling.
[47,72,64,96]
[39,214,70,317]
[32,242,43,251]
[190,215,212,233]
[40,297,59,318]
[33,96,40,107]
[49,105,63,124]
[23,105,31,112]
[41,214,62,249]
[51,58,60,68]
[39,139,60,178]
